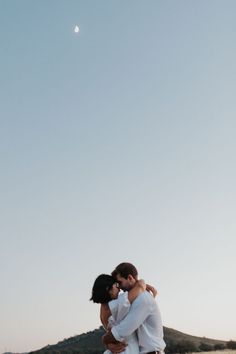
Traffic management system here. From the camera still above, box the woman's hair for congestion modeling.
[90,274,116,304]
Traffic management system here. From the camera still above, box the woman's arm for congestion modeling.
[146,283,158,297]
[127,279,146,303]
[100,303,111,330]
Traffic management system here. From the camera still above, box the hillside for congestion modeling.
[28,326,227,354]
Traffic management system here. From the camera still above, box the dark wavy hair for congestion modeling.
[90,274,116,304]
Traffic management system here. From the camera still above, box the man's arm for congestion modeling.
[103,292,151,343]
[102,330,127,353]
[106,342,127,353]
[102,330,117,345]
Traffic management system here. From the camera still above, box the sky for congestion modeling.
[0,0,236,352]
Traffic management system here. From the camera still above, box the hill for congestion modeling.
[28,326,227,354]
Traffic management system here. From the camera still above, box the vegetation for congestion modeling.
[227,342,236,350]
[26,326,231,354]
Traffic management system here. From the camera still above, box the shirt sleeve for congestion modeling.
[111,292,150,341]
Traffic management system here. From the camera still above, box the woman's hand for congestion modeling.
[146,284,158,297]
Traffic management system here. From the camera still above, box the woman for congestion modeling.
[90,274,157,354]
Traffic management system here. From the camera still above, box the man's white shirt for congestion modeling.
[111,291,166,354]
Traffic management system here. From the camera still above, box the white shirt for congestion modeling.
[104,292,139,354]
[109,292,131,326]
[111,291,166,354]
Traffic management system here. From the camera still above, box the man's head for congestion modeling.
[111,262,138,291]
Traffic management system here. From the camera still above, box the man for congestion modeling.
[103,262,166,354]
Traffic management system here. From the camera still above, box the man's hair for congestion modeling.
[111,262,138,280]
[90,274,116,304]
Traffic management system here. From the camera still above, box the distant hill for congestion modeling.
[2,352,28,354]
[28,326,227,354]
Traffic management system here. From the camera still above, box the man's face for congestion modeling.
[116,274,135,291]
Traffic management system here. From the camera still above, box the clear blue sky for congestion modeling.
[1,0,236,352]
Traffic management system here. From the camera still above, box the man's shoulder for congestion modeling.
[133,290,154,304]
[142,290,155,298]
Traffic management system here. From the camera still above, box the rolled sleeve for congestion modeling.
[112,292,149,338]
[111,326,124,342]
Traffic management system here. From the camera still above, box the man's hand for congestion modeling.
[102,330,117,345]
[106,342,127,353]
[102,331,127,353]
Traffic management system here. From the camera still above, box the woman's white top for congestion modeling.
[103,292,139,354]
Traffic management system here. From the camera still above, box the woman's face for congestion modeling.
[109,282,120,299]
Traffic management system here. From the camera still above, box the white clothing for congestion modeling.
[111,291,166,354]
[104,292,139,354]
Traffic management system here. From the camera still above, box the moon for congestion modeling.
[74,25,80,33]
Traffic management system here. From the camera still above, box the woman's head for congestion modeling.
[90,274,119,304]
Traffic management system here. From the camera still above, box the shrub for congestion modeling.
[199,342,213,351]
[214,343,226,350]
[227,340,236,349]
[166,340,198,354]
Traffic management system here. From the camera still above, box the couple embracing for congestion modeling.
[90,262,166,354]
